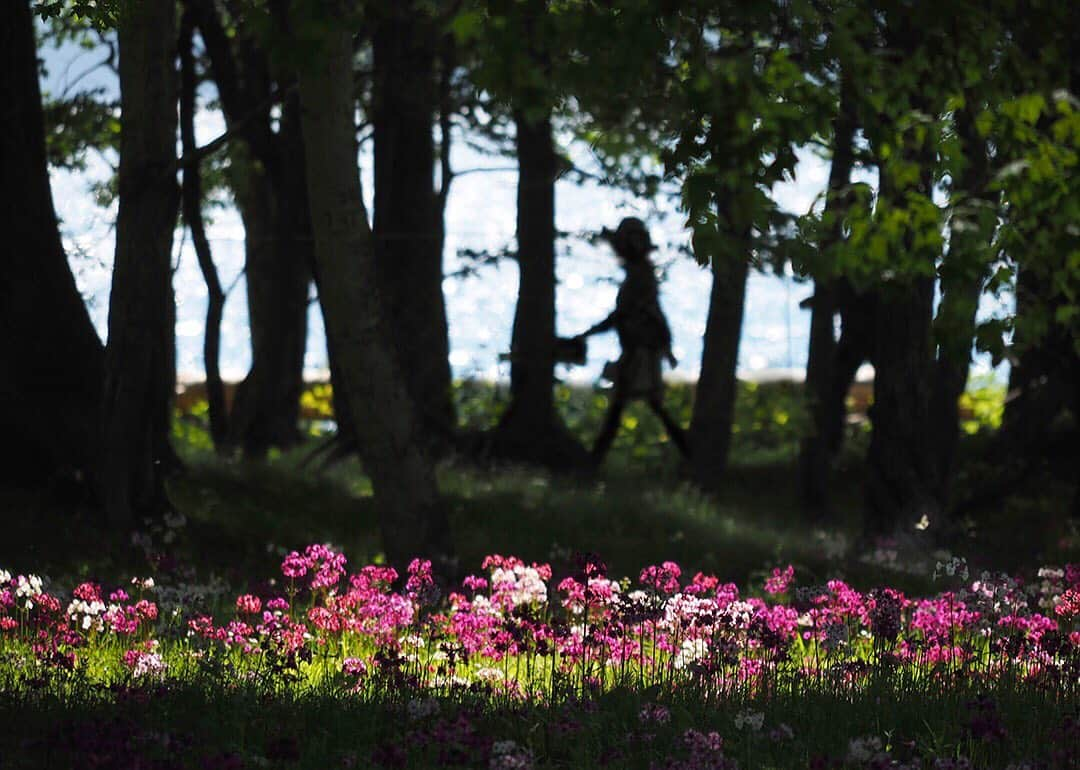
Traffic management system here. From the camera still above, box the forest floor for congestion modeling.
[1,380,1078,769]
[4,378,1074,591]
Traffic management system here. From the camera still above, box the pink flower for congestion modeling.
[73,582,102,603]
[640,562,682,595]
[343,657,369,677]
[764,565,795,596]
[236,594,262,615]
[308,606,342,633]
[281,551,309,579]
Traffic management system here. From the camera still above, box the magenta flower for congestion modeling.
[281,551,309,579]
[640,562,682,595]
[236,594,262,615]
[764,565,795,596]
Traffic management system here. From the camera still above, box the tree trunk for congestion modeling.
[866,276,940,534]
[298,16,452,568]
[373,4,453,436]
[799,71,857,512]
[929,106,994,505]
[491,111,588,469]
[689,208,750,491]
[864,148,941,535]
[188,0,309,457]
[179,11,228,450]
[227,131,310,458]
[100,1,180,524]
[0,0,104,483]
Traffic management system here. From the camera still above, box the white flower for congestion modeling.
[132,652,167,679]
[474,667,506,683]
[491,566,548,607]
[662,593,715,631]
[15,575,43,599]
[406,697,439,721]
[490,740,533,770]
[934,557,968,581]
[734,710,764,732]
[847,736,883,763]
[673,638,709,669]
[722,600,755,629]
[0,569,11,585]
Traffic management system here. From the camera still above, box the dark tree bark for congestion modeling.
[227,116,310,458]
[865,277,940,535]
[864,158,941,535]
[187,0,310,458]
[928,106,994,504]
[373,3,453,436]
[179,10,228,450]
[100,2,180,524]
[491,111,589,469]
[0,0,104,482]
[298,13,453,568]
[799,71,857,512]
[689,206,751,491]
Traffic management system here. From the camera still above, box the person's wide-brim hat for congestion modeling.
[600,216,656,256]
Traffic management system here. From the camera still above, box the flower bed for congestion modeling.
[1,551,1078,768]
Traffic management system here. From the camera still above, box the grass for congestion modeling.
[1,378,1078,769]
[6,377,1073,591]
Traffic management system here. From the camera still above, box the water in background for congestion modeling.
[46,49,1007,387]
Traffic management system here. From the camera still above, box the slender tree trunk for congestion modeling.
[298,16,452,567]
[491,111,588,469]
[689,204,750,491]
[373,4,453,435]
[0,0,104,483]
[188,0,309,457]
[179,11,227,449]
[100,2,180,524]
[929,107,994,504]
[228,141,310,457]
[799,72,857,512]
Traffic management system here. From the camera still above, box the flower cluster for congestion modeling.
[2,551,1079,708]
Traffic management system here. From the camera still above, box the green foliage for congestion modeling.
[958,378,1006,436]
[35,0,120,29]
[41,91,119,172]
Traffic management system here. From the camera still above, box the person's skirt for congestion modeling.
[603,347,663,400]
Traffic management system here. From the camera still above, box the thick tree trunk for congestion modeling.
[865,153,941,535]
[298,17,452,567]
[373,5,453,435]
[491,111,588,469]
[100,2,180,524]
[799,73,857,512]
[0,0,104,482]
[866,277,940,534]
[180,11,228,450]
[689,210,750,491]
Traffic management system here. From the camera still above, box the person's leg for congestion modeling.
[648,396,691,459]
[592,393,626,463]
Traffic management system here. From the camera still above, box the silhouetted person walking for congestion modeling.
[575,217,690,464]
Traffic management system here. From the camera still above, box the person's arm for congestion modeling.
[579,309,617,338]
